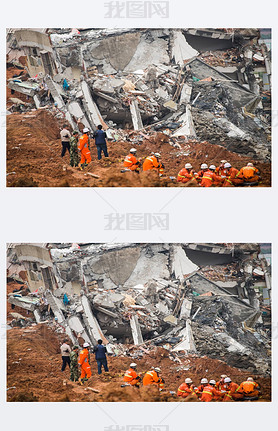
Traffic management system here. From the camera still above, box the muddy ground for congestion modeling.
[6,322,271,402]
[6,67,271,187]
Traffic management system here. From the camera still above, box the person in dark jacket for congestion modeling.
[93,339,109,374]
[93,125,109,160]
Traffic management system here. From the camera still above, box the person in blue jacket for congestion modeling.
[93,125,109,160]
[93,339,109,374]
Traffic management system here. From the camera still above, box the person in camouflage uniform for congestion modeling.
[69,131,79,167]
[70,345,80,382]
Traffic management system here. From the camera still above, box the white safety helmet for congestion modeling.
[201,163,208,170]
[209,165,216,170]
[154,367,161,373]
[221,160,227,164]
[130,363,137,368]
[83,342,90,348]
[185,163,192,169]
[247,163,254,167]
[154,153,161,158]
[224,377,231,383]
[221,374,227,379]
[247,377,254,382]
[130,148,137,153]
[185,378,192,384]
[201,378,208,384]
[209,380,216,385]
[83,127,89,133]
[224,162,231,168]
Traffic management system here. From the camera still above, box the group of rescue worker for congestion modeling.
[177,375,260,401]
[60,339,109,384]
[123,148,164,175]
[122,364,261,401]
[123,148,261,186]
[123,363,165,389]
[177,160,261,187]
[60,124,109,170]
[61,123,261,185]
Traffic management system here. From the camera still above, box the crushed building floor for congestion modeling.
[6,28,271,187]
[6,243,271,401]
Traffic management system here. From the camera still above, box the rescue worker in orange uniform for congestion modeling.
[123,148,141,172]
[143,153,164,175]
[215,374,227,392]
[200,379,223,402]
[195,378,208,398]
[143,367,164,389]
[199,164,222,187]
[215,160,228,178]
[177,163,198,185]
[222,377,242,401]
[236,163,260,184]
[78,342,92,383]
[177,377,197,399]
[222,162,243,186]
[235,377,260,399]
[197,163,207,180]
[78,127,91,169]
[123,363,141,387]
[208,165,222,186]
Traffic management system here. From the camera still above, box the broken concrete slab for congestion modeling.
[171,30,199,65]
[171,106,197,138]
[164,315,178,326]
[81,79,106,130]
[129,100,143,130]
[172,320,197,352]
[179,298,192,320]
[130,315,143,345]
[171,245,199,280]
[67,100,91,130]
[81,294,107,344]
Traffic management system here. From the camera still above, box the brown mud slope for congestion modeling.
[7,324,271,402]
[6,111,271,187]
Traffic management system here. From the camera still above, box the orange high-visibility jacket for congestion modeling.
[200,170,222,187]
[78,348,90,366]
[215,380,227,392]
[177,383,195,398]
[124,368,138,384]
[223,382,239,400]
[196,384,206,396]
[143,155,160,171]
[142,370,160,386]
[237,166,259,180]
[236,380,259,394]
[177,168,195,183]
[124,154,139,170]
[200,384,222,402]
[215,166,228,178]
[78,134,89,152]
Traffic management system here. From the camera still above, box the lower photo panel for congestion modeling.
[6,242,271,402]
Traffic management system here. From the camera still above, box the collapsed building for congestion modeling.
[7,243,271,375]
[6,28,271,161]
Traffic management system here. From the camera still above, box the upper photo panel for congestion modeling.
[6,28,271,187]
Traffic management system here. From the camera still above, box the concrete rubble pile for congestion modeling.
[7,243,271,374]
[6,28,271,161]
